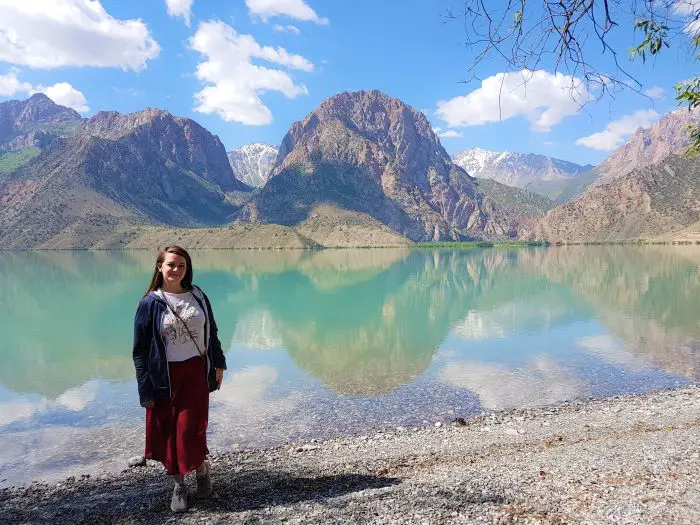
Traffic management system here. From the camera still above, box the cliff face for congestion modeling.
[522,154,700,242]
[81,108,246,192]
[593,108,700,186]
[240,90,515,241]
[227,143,277,187]
[0,107,249,249]
[0,93,82,152]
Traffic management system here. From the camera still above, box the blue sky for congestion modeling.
[0,0,697,166]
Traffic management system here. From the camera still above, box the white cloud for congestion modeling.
[273,24,301,34]
[674,1,700,34]
[165,0,194,26]
[0,381,99,426]
[644,86,664,99]
[189,20,313,125]
[432,126,464,139]
[246,0,329,24]
[452,310,507,340]
[0,69,31,96]
[112,86,144,97]
[675,0,700,14]
[0,0,160,71]
[212,366,302,437]
[0,69,89,113]
[31,82,90,113]
[436,69,589,132]
[576,335,652,371]
[442,357,583,411]
[232,309,283,350]
[686,18,700,34]
[575,109,660,151]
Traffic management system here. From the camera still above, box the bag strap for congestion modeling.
[161,292,206,360]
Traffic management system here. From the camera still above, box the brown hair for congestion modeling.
[145,245,194,295]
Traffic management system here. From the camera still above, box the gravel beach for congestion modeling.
[2,386,699,524]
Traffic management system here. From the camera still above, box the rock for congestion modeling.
[454,147,592,189]
[525,154,700,242]
[128,456,146,468]
[239,90,516,242]
[227,144,277,187]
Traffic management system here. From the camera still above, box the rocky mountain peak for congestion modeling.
[78,108,247,192]
[227,143,277,187]
[524,154,700,242]
[453,147,593,189]
[241,89,517,241]
[275,90,452,181]
[0,94,82,150]
[594,106,700,184]
[453,148,503,175]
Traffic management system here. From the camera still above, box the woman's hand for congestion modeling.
[144,401,155,409]
[215,368,224,389]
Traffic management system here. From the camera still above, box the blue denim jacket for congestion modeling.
[132,285,227,407]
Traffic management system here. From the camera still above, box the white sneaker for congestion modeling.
[171,482,188,513]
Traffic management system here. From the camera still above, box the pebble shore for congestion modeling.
[2,386,699,524]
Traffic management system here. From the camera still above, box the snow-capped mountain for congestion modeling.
[227,143,278,187]
[453,147,593,188]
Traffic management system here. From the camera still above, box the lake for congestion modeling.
[1,246,698,487]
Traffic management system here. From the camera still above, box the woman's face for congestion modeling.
[159,253,187,288]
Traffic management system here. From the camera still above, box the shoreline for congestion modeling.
[2,239,700,252]
[2,386,699,524]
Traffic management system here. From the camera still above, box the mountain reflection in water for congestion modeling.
[1,246,698,485]
[1,246,699,400]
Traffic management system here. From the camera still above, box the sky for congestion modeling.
[0,0,697,166]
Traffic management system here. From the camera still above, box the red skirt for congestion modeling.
[145,357,209,475]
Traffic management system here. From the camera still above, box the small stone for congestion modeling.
[128,456,146,468]
[434,422,442,427]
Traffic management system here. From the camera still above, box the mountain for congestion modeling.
[453,147,593,189]
[474,178,554,220]
[0,94,83,175]
[238,90,520,241]
[522,154,700,242]
[0,105,249,249]
[546,108,700,203]
[227,143,277,187]
[0,93,82,151]
[593,108,700,186]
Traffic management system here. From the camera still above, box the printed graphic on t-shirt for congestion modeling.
[163,300,201,345]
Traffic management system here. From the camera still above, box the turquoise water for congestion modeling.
[1,246,698,486]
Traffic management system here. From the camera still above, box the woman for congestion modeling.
[132,245,226,513]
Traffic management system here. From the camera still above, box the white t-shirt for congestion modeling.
[161,290,206,362]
